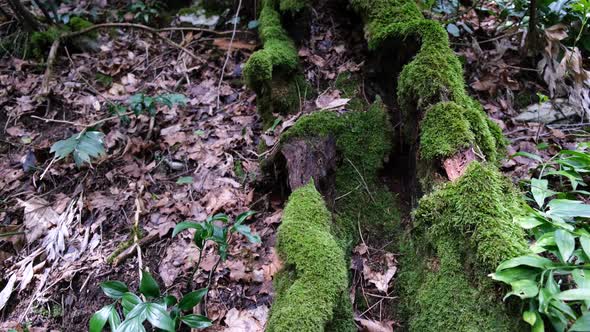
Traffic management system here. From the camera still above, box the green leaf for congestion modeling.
[234,211,256,226]
[515,215,545,229]
[162,295,177,307]
[114,316,146,332]
[176,176,193,185]
[571,312,590,331]
[180,314,212,329]
[51,131,106,167]
[512,151,543,162]
[532,311,545,332]
[125,302,148,321]
[547,199,590,218]
[145,303,174,332]
[90,304,114,332]
[523,310,536,326]
[550,299,577,320]
[556,229,576,262]
[546,271,560,295]
[531,231,556,253]
[496,255,554,271]
[505,279,539,299]
[489,266,540,284]
[121,292,142,315]
[178,288,208,311]
[208,213,229,223]
[531,178,551,208]
[158,93,186,107]
[108,306,121,331]
[100,281,128,299]
[232,224,261,244]
[139,270,160,298]
[580,236,590,259]
[555,288,590,301]
[172,221,202,237]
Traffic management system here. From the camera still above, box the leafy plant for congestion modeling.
[90,270,211,332]
[128,0,165,24]
[51,131,106,167]
[492,144,590,331]
[172,211,260,287]
[51,93,185,167]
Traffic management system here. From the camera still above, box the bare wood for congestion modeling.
[39,38,60,97]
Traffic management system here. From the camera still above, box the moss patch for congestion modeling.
[396,162,530,331]
[243,0,307,127]
[29,17,96,59]
[268,183,351,331]
[419,102,474,160]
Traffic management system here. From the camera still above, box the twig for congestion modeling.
[133,185,145,278]
[160,26,255,36]
[31,112,134,128]
[346,158,375,203]
[216,0,243,111]
[111,231,159,266]
[38,22,201,98]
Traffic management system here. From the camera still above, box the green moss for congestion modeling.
[419,102,474,160]
[29,17,96,59]
[397,239,519,332]
[279,0,309,12]
[268,183,350,332]
[414,162,529,270]
[334,72,367,111]
[283,99,397,241]
[395,162,529,331]
[243,0,304,127]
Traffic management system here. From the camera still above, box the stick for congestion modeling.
[216,0,243,111]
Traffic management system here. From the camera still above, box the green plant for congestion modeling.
[51,93,185,167]
[172,211,260,287]
[90,270,211,332]
[128,0,165,24]
[492,144,590,331]
[571,0,590,47]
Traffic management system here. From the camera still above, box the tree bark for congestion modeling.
[524,0,539,56]
[7,0,41,31]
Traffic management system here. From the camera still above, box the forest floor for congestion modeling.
[0,0,588,331]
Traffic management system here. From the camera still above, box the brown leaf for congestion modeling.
[224,306,269,332]
[18,198,59,244]
[355,317,394,332]
[363,253,397,293]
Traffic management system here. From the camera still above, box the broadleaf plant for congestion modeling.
[172,211,260,288]
[90,270,210,332]
[492,144,590,331]
[50,131,105,167]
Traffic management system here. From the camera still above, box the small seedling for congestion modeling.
[90,270,211,332]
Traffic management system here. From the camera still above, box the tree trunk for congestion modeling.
[7,0,41,32]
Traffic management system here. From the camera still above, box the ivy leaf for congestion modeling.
[100,281,128,299]
[89,304,114,332]
[139,270,160,298]
[157,93,186,108]
[555,229,575,262]
[178,288,208,311]
[51,131,106,167]
[180,314,212,329]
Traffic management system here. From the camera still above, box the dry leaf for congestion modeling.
[363,253,397,293]
[355,317,394,332]
[224,306,269,332]
[19,198,59,244]
[0,274,16,310]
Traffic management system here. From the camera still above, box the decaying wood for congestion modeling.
[280,136,338,200]
[442,148,477,181]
